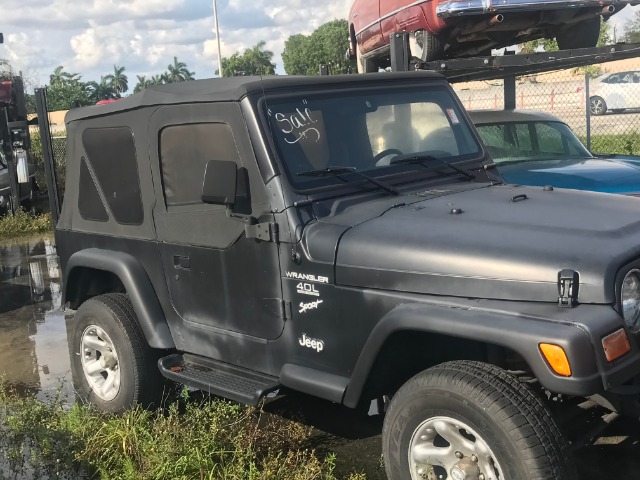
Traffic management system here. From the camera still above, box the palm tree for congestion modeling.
[104,65,128,96]
[87,76,117,103]
[134,75,156,93]
[49,66,80,87]
[166,56,195,83]
[151,74,166,85]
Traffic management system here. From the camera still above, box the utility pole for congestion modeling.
[213,0,223,77]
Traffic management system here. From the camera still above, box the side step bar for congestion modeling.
[159,353,281,406]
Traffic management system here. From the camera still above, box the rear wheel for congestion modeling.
[590,96,607,116]
[410,29,443,63]
[71,293,167,413]
[556,17,600,50]
[382,361,577,480]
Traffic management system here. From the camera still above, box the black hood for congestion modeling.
[307,184,640,304]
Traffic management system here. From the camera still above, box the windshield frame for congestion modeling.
[475,119,593,164]
[256,81,487,195]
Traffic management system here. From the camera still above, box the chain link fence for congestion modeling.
[453,57,640,155]
[30,127,66,208]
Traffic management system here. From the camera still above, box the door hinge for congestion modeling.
[558,269,579,308]
[245,222,279,243]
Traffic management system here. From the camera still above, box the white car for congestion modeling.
[590,71,640,115]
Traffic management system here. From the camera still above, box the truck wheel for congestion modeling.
[556,17,600,50]
[382,361,576,480]
[590,96,607,116]
[411,30,443,63]
[71,293,166,413]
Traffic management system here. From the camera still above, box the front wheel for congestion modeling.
[71,293,167,413]
[382,361,577,480]
[590,96,607,116]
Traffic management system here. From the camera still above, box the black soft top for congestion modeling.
[65,71,444,123]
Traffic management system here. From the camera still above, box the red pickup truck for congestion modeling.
[348,0,636,72]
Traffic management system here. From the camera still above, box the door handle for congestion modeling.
[173,255,191,270]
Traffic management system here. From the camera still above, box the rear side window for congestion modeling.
[82,127,144,225]
[78,157,108,222]
[159,123,239,206]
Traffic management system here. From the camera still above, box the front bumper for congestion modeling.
[436,0,632,18]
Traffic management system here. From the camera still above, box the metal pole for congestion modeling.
[504,75,516,110]
[585,73,591,151]
[34,88,60,225]
[213,0,223,77]
[390,32,411,72]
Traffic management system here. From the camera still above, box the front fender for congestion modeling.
[343,302,631,408]
[64,248,174,349]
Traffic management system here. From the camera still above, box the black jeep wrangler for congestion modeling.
[57,72,640,480]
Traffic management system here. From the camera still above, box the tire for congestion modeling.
[590,96,607,116]
[356,43,378,73]
[410,29,443,63]
[556,17,600,50]
[71,293,167,413]
[382,361,577,480]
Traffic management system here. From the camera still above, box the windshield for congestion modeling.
[264,86,482,190]
[475,121,591,163]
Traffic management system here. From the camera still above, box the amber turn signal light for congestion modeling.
[539,343,572,377]
[602,329,631,363]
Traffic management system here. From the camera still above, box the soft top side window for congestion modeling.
[159,123,240,207]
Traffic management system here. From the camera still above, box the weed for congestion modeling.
[0,209,52,240]
[0,383,365,480]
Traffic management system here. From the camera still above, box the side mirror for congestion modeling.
[201,160,237,205]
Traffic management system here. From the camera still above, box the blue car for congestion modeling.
[470,109,640,195]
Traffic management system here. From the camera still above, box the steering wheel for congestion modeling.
[373,148,404,166]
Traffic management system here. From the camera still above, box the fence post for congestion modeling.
[585,73,591,151]
[34,88,61,225]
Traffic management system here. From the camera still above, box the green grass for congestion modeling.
[0,384,366,480]
[0,210,52,240]
[579,132,640,155]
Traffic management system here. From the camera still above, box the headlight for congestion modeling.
[621,269,640,334]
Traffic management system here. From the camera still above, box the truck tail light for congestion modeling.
[539,343,572,377]
[602,328,631,363]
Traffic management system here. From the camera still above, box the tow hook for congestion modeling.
[450,456,482,480]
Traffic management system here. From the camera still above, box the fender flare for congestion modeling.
[64,248,175,349]
[342,302,600,407]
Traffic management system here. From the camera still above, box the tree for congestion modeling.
[87,76,117,103]
[47,78,91,111]
[49,65,80,87]
[282,19,354,75]
[624,11,640,43]
[166,56,195,82]
[218,41,276,77]
[104,65,128,96]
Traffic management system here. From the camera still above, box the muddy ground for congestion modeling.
[0,235,638,479]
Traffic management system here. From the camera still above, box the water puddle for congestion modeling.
[0,235,73,403]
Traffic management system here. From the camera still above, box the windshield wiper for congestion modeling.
[297,167,399,195]
[390,154,475,180]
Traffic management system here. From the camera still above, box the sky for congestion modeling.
[1,0,639,90]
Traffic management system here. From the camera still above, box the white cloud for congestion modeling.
[3,0,636,91]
